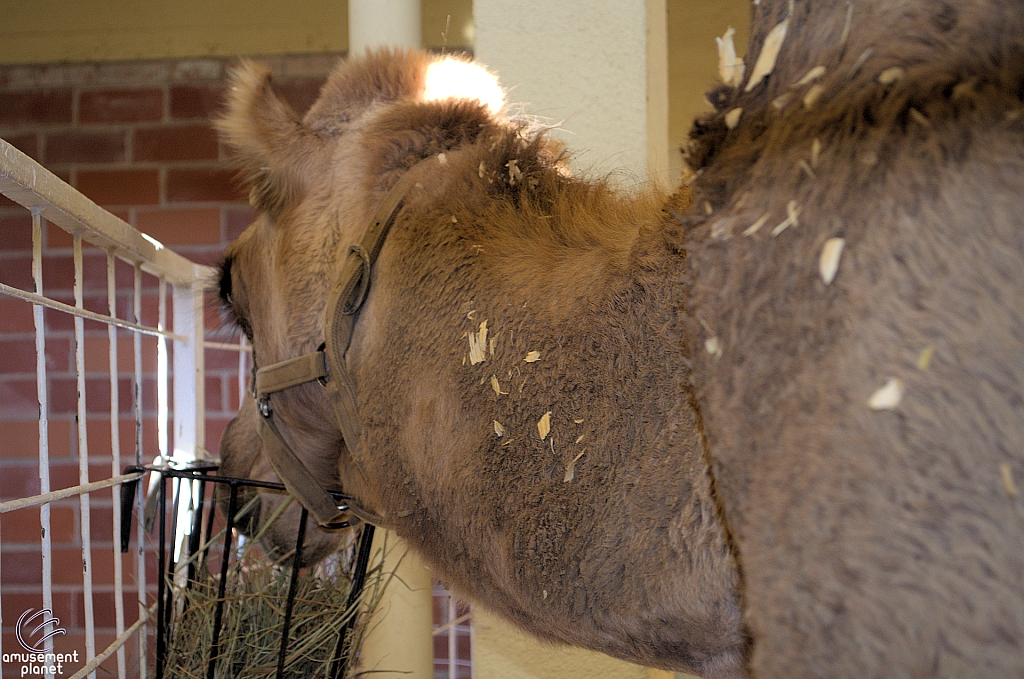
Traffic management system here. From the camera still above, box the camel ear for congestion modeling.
[215,60,326,216]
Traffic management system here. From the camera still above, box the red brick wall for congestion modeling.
[0,53,338,677]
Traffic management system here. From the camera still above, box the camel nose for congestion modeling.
[218,415,240,462]
[217,403,262,479]
[214,413,265,535]
[217,415,244,478]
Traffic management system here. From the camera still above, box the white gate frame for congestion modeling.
[1,132,457,678]
[0,138,214,679]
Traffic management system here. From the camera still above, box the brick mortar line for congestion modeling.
[0,51,348,91]
[39,160,229,170]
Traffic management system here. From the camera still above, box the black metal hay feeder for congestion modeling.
[120,462,375,679]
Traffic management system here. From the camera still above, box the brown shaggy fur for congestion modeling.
[678,0,1024,677]
[216,50,746,677]
[214,3,1024,672]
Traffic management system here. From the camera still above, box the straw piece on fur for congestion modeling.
[868,378,904,410]
[494,420,505,437]
[468,320,488,364]
[878,67,905,85]
[909,108,931,128]
[746,16,790,92]
[743,214,770,237]
[792,66,826,88]
[820,238,845,284]
[772,201,802,236]
[917,346,935,371]
[564,449,587,483]
[717,27,745,87]
[506,159,522,185]
[1001,463,1019,498]
[538,411,552,440]
[525,351,542,362]
[725,108,743,130]
[803,84,825,108]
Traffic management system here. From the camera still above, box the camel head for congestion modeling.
[213,49,506,564]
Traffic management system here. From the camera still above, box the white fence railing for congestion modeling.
[0,136,473,679]
[0,138,230,679]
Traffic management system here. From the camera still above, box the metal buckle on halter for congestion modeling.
[325,500,353,530]
[343,244,372,315]
[258,395,272,418]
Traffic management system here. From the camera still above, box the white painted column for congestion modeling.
[474,0,669,186]
[349,0,422,54]
[359,533,434,679]
[171,269,205,463]
[474,606,700,679]
[347,7,433,676]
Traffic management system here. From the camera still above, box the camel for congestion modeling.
[213,1,1024,675]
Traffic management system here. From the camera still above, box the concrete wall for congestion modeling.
[474,0,660,183]
[473,0,749,184]
[475,608,700,679]
[0,0,750,183]
[474,607,650,679]
[667,0,750,179]
[0,0,473,64]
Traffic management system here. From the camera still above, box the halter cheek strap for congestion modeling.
[252,158,432,529]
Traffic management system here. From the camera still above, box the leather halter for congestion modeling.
[252,158,432,529]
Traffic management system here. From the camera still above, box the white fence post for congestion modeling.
[172,275,205,462]
[0,138,215,678]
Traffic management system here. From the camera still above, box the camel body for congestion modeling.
[215,3,1024,675]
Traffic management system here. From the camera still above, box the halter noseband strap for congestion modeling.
[252,158,432,529]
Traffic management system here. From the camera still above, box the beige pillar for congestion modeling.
[473,607,649,679]
[646,0,671,186]
[474,0,669,185]
[358,531,435,679]
[349,0,422,54]
[348,5,430,675]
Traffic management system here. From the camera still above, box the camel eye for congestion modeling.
[217,256,234,308]
[215,256,252,340]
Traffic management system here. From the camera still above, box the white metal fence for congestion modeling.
[0,137,243,679]
[0,136,472,679]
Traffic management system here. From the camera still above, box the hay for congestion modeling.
[819,238,845,284]
[468,321,489,364]
[743,214,769,237]
[745,15,789,92]
[725,108,743,130]
[538,411,552,440]
[716,27,745,87]
[868,378,904,410]
[162,499,386,679]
